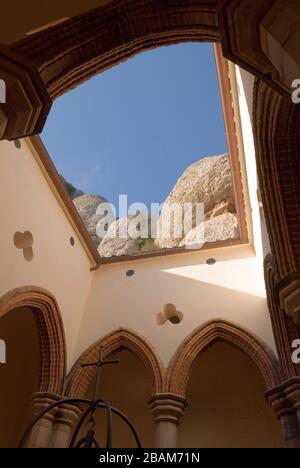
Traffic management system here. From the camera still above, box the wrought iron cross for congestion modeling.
[81,347,120,402]
[19,347,141,448]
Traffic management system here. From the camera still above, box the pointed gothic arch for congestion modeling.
[66,328,164,397]
[165,319,282,397]
[0,286,66,394]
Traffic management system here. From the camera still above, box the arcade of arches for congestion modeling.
[1,0,300,448]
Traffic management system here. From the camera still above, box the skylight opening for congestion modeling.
[41,42,242,260]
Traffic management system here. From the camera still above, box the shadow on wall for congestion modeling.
[77,350,155,448]
[79,248,272,367]
[179,342,284,448]
[0,307,40,448]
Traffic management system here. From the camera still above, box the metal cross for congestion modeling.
[81,347,119,403]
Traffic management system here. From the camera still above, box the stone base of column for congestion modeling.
[149,393,187,448]
[266,377,300,448]
[25,393,81,448]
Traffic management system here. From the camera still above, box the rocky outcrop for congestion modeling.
[64,154,239,256]
[73,194,107,247]
[156,155,235,249]
[98,216,143,257]
[60,175,84,200]
[179,213,239,248]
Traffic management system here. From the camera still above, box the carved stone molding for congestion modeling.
[218,0,298,95]
[253,79,300,278]
[266,378,300,416]
[266,377,300,448]
[148,393,187,448]
[276,272,300,325]
[149,393,187,425]
[0,45,51,140]
[264,255,300,379]
[27,392,82,448]
[260,0,300,91]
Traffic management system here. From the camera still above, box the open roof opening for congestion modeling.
[41,42,243,260]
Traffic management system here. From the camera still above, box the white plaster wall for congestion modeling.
[0,139,93,370]
[75,244,276,367]
[235,67,271,258]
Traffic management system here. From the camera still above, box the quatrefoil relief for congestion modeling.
[156,303,183,325]
[13,231,34,261]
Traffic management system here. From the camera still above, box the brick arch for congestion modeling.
[166,319,282,397]
[253,80,300,279]
[13,0,220,100]
[264,254,300,379]
[66,328,164,397]
[0,286,66,394]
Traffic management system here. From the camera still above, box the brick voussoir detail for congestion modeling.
[66,327,165,397]
[0,286,66,394]
[165,319,282,397]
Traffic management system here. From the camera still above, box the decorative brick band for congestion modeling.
[13,0,220,100]
[165,319,282,397]
[0,286,66,394]
[264,255,300,379]
[253,80,300,279]
[66,328,165,397]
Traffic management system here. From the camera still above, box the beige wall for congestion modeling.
[179,342,283,448]
[75,243,276,367]
[0,307,39,448]
[82,350,155,448]
[0,139,93,370]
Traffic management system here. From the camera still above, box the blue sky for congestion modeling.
[42,42,227,211]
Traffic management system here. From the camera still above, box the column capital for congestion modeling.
[275,271,300,325]
[266,378,300,448]
[31,392,82,428]
[148,393,187,425]
[0,45,52,140]
[266,377,300,417]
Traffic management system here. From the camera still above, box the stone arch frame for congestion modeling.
[253,80,300,279]
[165,319,282,398]
[0,286,66,394]
[8,0,297,272]
[66,328,165,397]
[5,0,300,379]
[12,0,221,100]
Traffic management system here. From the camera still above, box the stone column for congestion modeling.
[25,393,81,448]
[26,393,58,448]
[49,401,82,448]
[149,393,187,448]
[266,379,300,449]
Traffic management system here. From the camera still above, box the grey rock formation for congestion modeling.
[98,216,143,257]
[179,213,239,248]
[156,155,235,249]
[73,194,108,247]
